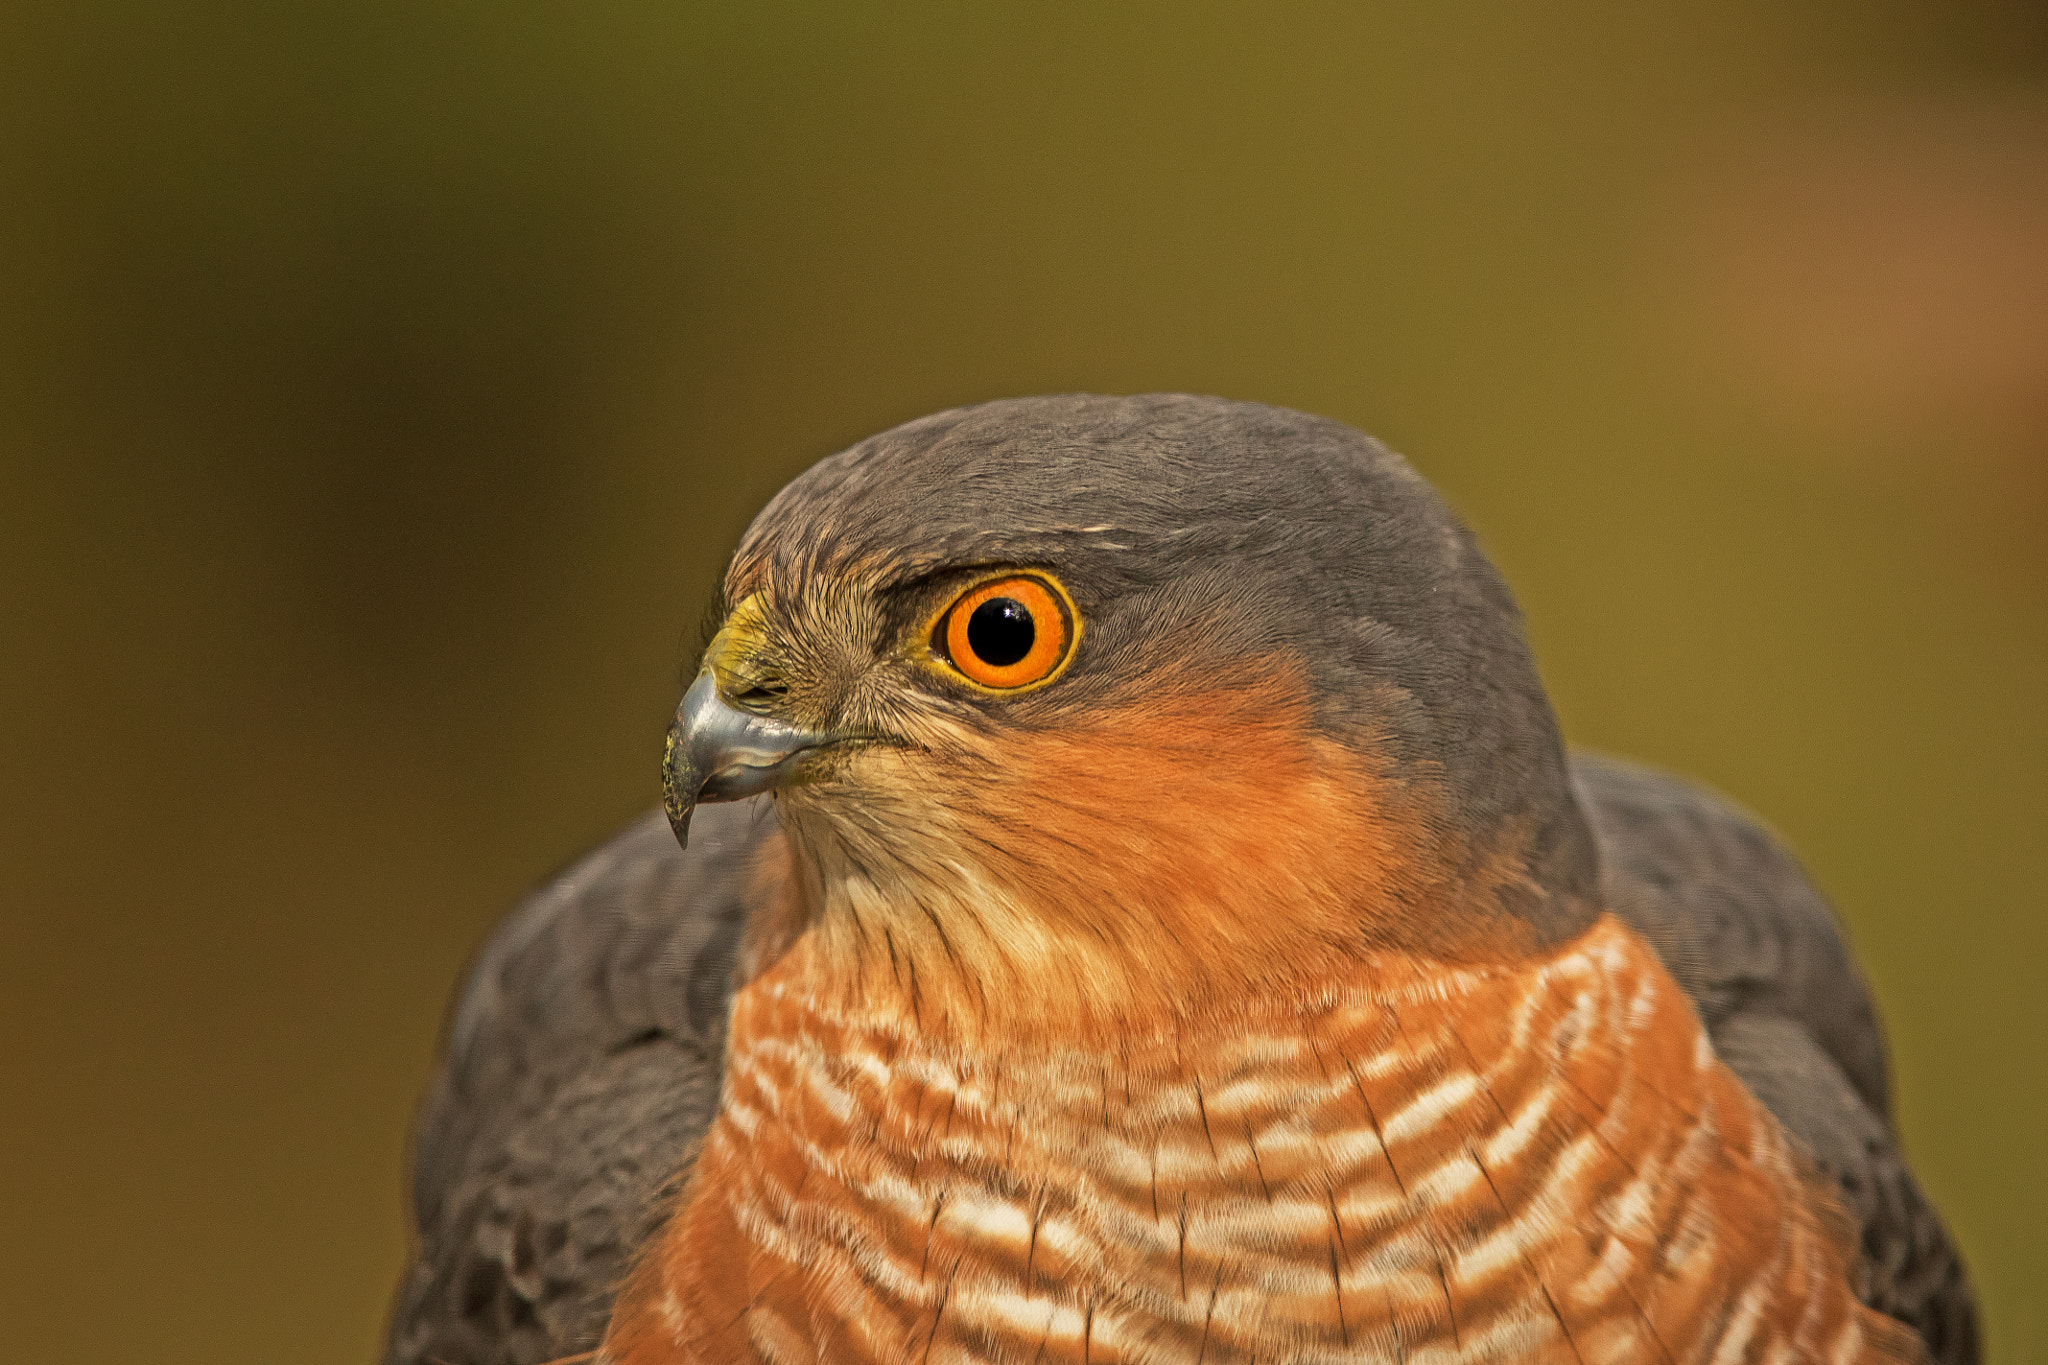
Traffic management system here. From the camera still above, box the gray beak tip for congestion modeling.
[661,725,698,850]
[662,670,832,854]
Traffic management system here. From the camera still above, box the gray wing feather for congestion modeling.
[1573,752,1978,1365]
[382,801,776,1365]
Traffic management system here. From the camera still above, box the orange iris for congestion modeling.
[939,575,1074,690]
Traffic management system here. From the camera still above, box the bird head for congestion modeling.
[664,395,1598,1034]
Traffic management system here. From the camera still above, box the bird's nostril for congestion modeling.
[732,680,789,712]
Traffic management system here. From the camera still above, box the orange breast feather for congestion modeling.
[601,914,1922,1365]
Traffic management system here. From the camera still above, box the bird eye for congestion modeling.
[934,574,1077,691]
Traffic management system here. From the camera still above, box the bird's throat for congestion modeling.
[759,681,1588,1043]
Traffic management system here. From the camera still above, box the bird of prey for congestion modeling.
[384,395,1976,1365]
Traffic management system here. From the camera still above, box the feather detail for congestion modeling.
[605,915,1920,1365]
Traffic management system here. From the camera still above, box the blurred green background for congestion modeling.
[3,2,2043,1361]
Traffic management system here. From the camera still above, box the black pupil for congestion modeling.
[966,597,1036,668]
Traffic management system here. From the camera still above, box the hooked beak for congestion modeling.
[661,671,839,848]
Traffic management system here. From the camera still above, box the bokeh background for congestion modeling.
[3,2,2043,1361]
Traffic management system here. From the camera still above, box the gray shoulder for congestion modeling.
[383,801,779,1365]
[1570,751,1889,1112]
[1571,752,1977,1365]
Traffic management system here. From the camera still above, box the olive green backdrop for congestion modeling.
[3,2,2043,1361]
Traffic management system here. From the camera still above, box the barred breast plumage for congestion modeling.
[607,913,1915,1365]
